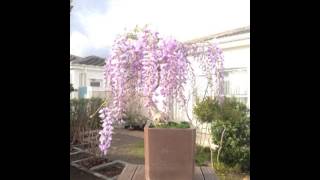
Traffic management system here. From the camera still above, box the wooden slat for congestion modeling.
[132,165,145,180]
[118,165,218,180]
[200,167,218,180]
[194,166,205,180]
[117,164,138,180]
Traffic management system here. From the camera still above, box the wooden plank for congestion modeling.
[132,165,145,180]
[194,166,205,180]
[200,167,218,180]
[118,165,219,180]
[117,164,138,180]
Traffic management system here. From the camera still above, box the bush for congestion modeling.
[195,146,211,166]
[123,112,148,129]
[193,97,221,123]
[70,98,103,129]
[70,97,104,144]
[150,121,190,129]
[123,94,149,129]
[193,97,250,172]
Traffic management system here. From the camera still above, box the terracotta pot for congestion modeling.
[144,126,196,180]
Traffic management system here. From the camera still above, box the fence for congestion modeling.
[91,90,110,99]
[70,90,111,99]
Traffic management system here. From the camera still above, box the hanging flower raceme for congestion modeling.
[98,26,225,155]
[211,43,225,103]
[186,41,225,103]
[98,107,113,155]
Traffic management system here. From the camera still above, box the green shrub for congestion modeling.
[123,93,148,129]
[150,121,190,128]
[195,146,211,166]
[193,97,220,123]
[193,97,250,172]
[70,97,105,144]
[123,112,148,129]
[70,97,103,129]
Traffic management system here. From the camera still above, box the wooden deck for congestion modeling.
[118,164,218,180]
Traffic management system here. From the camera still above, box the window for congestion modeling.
[90,79,101,87]
[90,82,100,87]
[223,68,248,96]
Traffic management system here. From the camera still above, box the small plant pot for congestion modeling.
[144,127,196,180]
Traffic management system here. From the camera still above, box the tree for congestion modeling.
[194,97,250,171]
[98,26,225,155]
[211,97,250,171]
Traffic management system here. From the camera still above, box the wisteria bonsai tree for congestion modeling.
[98,26,224,155]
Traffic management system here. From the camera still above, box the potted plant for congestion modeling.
[144,121,196,180]
[96,25,225,179]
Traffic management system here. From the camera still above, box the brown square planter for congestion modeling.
[144,126,196,180]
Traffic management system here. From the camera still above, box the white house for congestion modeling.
[171,26,250,147]
[70,55,108,99]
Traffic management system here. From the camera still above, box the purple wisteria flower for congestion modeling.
[98,26,225,155]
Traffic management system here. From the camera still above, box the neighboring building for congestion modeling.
[217,26,250,108]
[186,26,250,107]
[70,55,108,99]
[171,26,250,147]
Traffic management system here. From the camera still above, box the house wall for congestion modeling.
[222,43,250,108]
[171,32,250,147]
[70,64,107,99]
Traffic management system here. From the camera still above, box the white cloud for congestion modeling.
[70,0,250,57]
[70,31,89,57]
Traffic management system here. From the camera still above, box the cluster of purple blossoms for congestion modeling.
[98,26,224,155]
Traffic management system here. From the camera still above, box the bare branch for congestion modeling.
[217,127,226,164]
[152,66,161,91]
[202,82,210,102]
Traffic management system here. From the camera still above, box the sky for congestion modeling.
[70,0,250,58]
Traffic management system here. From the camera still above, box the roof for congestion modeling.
[70,55,105,66]
[70,54,82,62]
[184,26,250,44]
